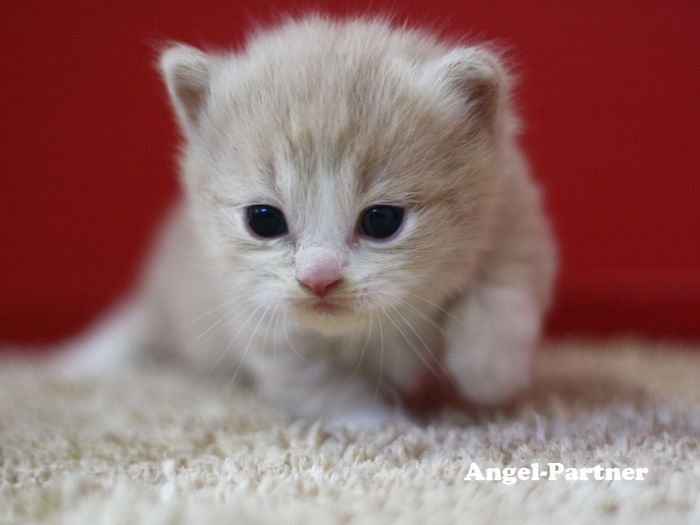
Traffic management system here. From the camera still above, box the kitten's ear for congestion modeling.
[428,47,507,133]
[159,44,212,131]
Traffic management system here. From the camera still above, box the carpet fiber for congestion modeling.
[2,340,700,524]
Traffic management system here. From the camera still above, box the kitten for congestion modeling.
[58,15,557,423]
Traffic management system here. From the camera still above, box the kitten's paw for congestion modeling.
[48,341,129,378]
[48,309,146,378]
[443,286,540,405]
[446,342,532,405]
[325,405,403,431]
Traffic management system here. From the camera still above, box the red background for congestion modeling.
[2,1,699,345]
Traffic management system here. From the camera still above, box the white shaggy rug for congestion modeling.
[2,339,700,524]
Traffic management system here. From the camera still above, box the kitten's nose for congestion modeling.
[297,269,342,298]
[295,245,346,298]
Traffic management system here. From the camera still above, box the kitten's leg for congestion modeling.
[443,171,556,405]
[442,285,541,404]
[50,204,207,376]
[50,293,155,376]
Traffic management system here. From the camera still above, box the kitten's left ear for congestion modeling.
[159,44,213,132]
[427,47,507,133]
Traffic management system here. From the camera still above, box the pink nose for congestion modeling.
[297,271,342,298]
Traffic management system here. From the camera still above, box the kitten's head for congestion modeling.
[159,16,510,335]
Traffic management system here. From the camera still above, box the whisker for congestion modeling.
[183,297,258,351]
[336,333,350,357]
[272,304,283,365]
[229,303,273,386]
[283,313,308,362]
[262,304,279,352]
[373,310,385,407]
[341,313,373,388]
[388,304,462,393]
[261,304,280,366]
[158,291,256,350]
[389,304,447,371]
[384,292,459,344]
[291,315,313,345]
[206,302,266,377]
[383,307,439,377]
[402,289,471,330]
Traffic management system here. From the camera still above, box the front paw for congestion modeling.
[443,286,540,405]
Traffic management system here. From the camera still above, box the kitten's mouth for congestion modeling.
[291,297,367,335]
[294,297,350,316]
[308,299,344,315]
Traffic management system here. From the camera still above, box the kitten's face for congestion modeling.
[161,20,504,335]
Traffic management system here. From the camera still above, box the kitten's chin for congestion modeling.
[292,306,368,336]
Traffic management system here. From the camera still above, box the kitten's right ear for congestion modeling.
[426,47,507,135]
[159,44,212,131]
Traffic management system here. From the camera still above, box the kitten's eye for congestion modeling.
[246,205,288,238]
[360,205,404,239]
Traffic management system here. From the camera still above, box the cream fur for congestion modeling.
[57,15,557,423]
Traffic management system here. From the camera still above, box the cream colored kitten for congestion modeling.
[59,16,557,424]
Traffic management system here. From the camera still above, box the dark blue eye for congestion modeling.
[247,205,288,238]
[360,205,404,239]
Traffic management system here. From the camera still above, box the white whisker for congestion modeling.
[272,305,283,365]
[373,310,385,406]
[403,289,470,330]
[389,304,447,370]
[385,292,459,344]
[341,313,373,387]
[383,307,439,377]
[262,304,279,355]
[388,304,461,392]
[230,303,273,385]
[291,315,314,345]
[158,291,256,350]
[183,297,258,351]
[206,302,266,377]
[283,313,308,362]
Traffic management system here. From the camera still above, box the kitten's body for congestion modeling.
[59,16,556,422]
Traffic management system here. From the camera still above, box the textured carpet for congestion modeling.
[1,339,700,524]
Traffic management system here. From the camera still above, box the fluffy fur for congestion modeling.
[58,16,557,423]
